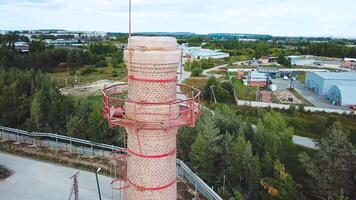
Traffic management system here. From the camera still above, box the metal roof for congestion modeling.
[330,85,356,105]
[313,72,356,80]
[251,71,267,79]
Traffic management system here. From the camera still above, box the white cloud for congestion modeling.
[0,0,355,37]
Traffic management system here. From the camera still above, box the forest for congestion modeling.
[0,35,123,72]
[0,69,355,200]
[203,40,356,60]
[0,33,355,199]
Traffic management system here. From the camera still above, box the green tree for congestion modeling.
[29,41,46,53]
[190,113,222,183]
[203,77,232,103]
[260,161,301,200]
[253,111,293,176]
[299,122,356,199]
[111,50,123,68]
[30,90,45,130]
[190,133,214,181]
[191,67,202,76]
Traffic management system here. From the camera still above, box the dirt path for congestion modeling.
[60,80,124,96]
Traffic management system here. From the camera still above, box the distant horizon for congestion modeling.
[2,29,356,40]
[1,0,355,39]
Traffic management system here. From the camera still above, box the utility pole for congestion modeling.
[69,172,79,200]
[290,77,296,89]
[256,83,260,101]
[210,85,217,103]
[223,174,226,193]
[95,167,102,200]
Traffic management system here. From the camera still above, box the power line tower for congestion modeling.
[210,85,217,103]
[69,172,80,200]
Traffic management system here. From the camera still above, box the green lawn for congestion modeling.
[86,95,102,107]
[231,78,257,101]
[52,66,126,88]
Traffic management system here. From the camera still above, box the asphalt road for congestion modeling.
[0,152,121,200]
[272,78,350,110]
[293,81,349,110]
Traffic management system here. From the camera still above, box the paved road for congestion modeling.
[293,81,350,110]
[272,78,350,110]
[0,152,121,200]
[292,135,318,149]
[202,64,228,77]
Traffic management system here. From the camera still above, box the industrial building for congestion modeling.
[182,45,229,59]
[286,55,342,68]
[259,56,278,64]
[328,85,356,106]
[245,71,267,87]
[305,72,356,95]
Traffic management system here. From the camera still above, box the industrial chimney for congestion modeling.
[102,36,201,200]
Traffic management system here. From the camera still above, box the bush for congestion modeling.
[191,67,203,76]
[112,70,118,77]
[80,67,96,75]
[95,60,107,68]
[69,70,76,76]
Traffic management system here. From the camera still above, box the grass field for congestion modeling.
[181,78,208,95]
[231,78,257,101]
[52,66,126,88]
[222,104,356,144]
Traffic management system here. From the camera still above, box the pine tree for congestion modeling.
[190,113,222,183]
[299,122,356,199]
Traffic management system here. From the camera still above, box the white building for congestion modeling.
[182,46,229,60]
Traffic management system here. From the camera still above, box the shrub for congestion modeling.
[112,70,118,77]
[80,67,96,75]
[69,70,76,76]
[191,67,203,76]
[95,60,107,68]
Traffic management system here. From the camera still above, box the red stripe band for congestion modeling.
[128,179,176,191]
[129,75,176,83]
[126,148,176,159]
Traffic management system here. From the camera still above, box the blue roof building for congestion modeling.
[328,85,356,106]
[305,72,356,96]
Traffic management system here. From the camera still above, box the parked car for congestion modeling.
[283,76,289,80]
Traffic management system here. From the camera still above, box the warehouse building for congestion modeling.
[245,71,267,87]
[181,45,229,60]
[305,72,356,95]
[328,85,356,106]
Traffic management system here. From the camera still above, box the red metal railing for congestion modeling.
[101,83,201,130]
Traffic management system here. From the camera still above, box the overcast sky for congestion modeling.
[0,0,355,37]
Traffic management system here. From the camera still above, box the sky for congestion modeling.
[0,0,356,37]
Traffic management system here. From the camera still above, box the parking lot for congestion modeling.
[272,78,350,110]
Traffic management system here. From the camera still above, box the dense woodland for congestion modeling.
[203,40,356,60]
[0,33,356,200]
[0,69,124,145]
[0,35,123,72]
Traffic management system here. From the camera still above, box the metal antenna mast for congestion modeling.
[129,0,132,44]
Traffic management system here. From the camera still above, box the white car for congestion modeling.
[283,76,289,80]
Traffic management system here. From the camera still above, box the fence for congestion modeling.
[0,125,222,200]
[236,99,355,115]
[177,159,223,200]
